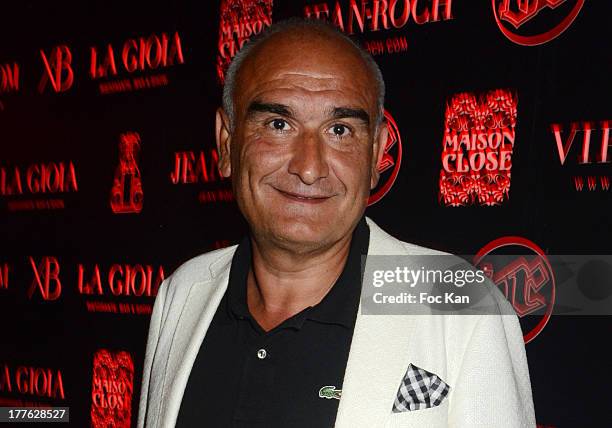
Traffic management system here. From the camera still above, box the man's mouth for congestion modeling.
[274,187,333,204]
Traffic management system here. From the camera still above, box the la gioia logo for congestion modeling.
[492,0,585,46]
[91,350,134,428]
[0,160,78,211]
[438,89,517,207]
[217,0,274,82]
[368,109,402,205]
[0,363,66,401]
[91,31,184,94]
[110,132,143,214]
[474,237,555,344]
[35,31,184,96]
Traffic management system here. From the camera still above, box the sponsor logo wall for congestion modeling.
[0,1,609,426]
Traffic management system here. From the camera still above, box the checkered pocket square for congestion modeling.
[392,363,451,413]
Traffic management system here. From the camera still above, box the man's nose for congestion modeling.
[287,131,329,185]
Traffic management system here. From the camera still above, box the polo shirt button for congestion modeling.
[257,348,267,359]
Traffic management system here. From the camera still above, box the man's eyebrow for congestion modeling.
[246,101,294,118]
[331,107,370,125]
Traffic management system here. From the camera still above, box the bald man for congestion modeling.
[138,19,536,428]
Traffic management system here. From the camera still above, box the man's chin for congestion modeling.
[266,221,335,251]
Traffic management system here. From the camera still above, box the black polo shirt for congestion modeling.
[175,217,370,428]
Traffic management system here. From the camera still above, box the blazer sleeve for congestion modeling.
[137,277,169,428]
[448,308,537,427]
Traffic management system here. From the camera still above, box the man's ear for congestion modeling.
[370,119,389,189]
[215,107,232,178]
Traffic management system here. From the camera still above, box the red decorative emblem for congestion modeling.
[474,237,556,344]
[110,132,143,214]
[368,109,402,206]
[492,0,585,46]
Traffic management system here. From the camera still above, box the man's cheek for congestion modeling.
[242,143,284,172]
[332,157,368,193]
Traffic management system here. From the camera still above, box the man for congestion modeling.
[138,19,536,427]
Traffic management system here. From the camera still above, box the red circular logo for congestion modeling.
[492,0,584,46]
[368,110,402,206]
[474,236,556,344]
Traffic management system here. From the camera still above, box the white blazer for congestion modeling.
[137,217,536,427]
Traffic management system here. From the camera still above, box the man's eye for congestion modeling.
[329,124,351,137]
[268,119,291,132]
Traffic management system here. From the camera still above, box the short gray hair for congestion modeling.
[222,18,386,131]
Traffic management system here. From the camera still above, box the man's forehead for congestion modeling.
[246,97,371,123]
[236,43,376,114]
[247,54,370,84]
[247,71,367,96]
[239,73,374,121]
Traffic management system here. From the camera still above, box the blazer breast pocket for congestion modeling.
[385,399,449,428]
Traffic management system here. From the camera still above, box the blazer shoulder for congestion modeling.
[164,245,238,292]
[365,216,514,320]
[366,216,449,256]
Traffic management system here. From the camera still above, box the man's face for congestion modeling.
[216,30,388,251]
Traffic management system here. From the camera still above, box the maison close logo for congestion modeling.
[0,363,66,403]
[91,350,134,428]
[492,0,584,46]
[217,0,274,82]
[439,89,517,207]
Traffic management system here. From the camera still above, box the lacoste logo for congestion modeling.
[318,385,342,400]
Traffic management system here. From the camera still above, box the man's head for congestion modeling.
[215,18,389,253]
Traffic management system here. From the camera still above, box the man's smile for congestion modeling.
[273,186,335,204]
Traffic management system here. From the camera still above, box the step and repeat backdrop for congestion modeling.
[1,1,610,426]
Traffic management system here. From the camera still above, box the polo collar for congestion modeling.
[225,216,370,330]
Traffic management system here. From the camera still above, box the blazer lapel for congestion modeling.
[156,251,235,427]
[334,218,422,427]
[334,311,420,427]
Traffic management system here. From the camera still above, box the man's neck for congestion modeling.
[246,233,354,332]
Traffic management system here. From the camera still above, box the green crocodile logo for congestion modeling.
[318,385,342,400]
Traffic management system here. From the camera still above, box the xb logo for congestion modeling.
[38,45,74,93]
